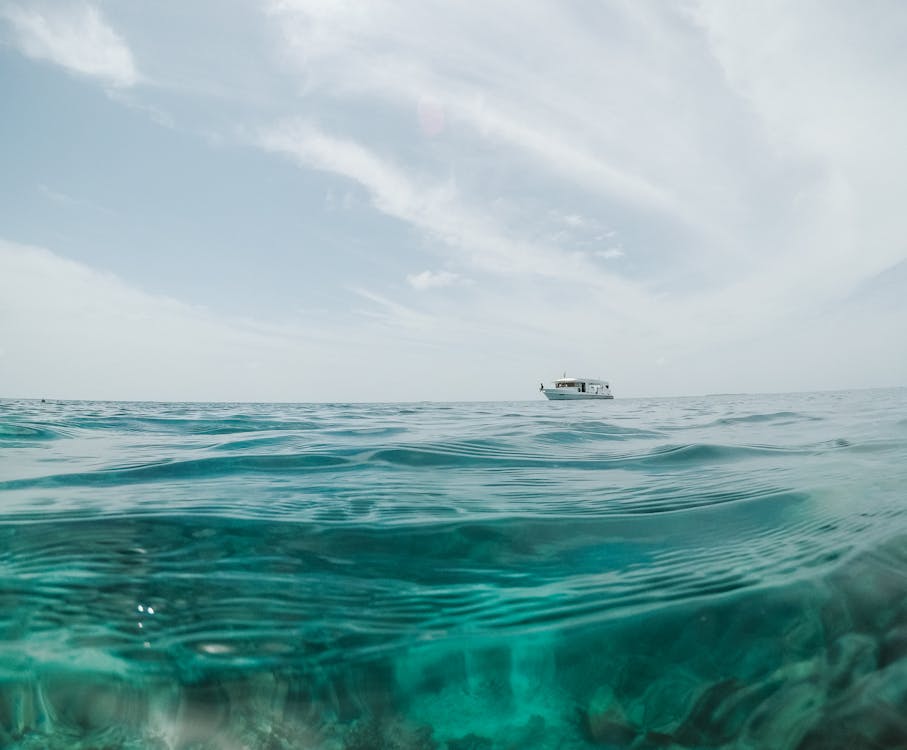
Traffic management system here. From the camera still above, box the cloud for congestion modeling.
[349,286,436,331]
[37,183,116,216]
[37,183,85,207]
[1,2,137,87]
[258,121,424,225]
[406,270,461,290]
[692,0,907,282]
[265,1,690,226]
[257,120,649,308]
[0,239,318,401]
[595,248,624,260]
[257,120,640,310]
[262,2,907,301]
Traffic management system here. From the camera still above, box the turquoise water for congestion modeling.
[1,390,906,749]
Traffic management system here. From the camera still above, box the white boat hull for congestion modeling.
[542,389,613,400]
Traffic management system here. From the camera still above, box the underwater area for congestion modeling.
[0,389,906,749]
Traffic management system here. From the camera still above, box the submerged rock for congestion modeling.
[343,715,437,750]
[580,687,638,746]
[447,732,493,750]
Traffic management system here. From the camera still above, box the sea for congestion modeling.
[0,388,906,749]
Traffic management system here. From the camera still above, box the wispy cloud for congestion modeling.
[265,1,689,225]
[0,239,445,400]
[257,120,651,313]
[258,121,427,225]
[37,183,115,215]
[265,2,907,345]
[1,2,137,87]
[37,183,85,208]
[349,286,436,331]
[406,270,462,290]
[0,239,506,400]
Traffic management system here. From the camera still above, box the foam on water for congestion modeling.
[0,390,906,748]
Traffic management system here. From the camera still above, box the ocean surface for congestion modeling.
[1,389,906,749]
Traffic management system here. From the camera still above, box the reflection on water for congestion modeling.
[0,390,906,748]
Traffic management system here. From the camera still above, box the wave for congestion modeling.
[0,421,71,441]
[0,453,355,490]
[710,410,824,427]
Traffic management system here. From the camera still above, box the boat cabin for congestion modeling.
[553,377,610,395]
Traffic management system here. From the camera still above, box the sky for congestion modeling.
[0,0,905,402]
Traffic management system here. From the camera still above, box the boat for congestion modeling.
[540,375,613,400]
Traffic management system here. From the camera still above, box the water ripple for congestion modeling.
[0,391,906,747]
